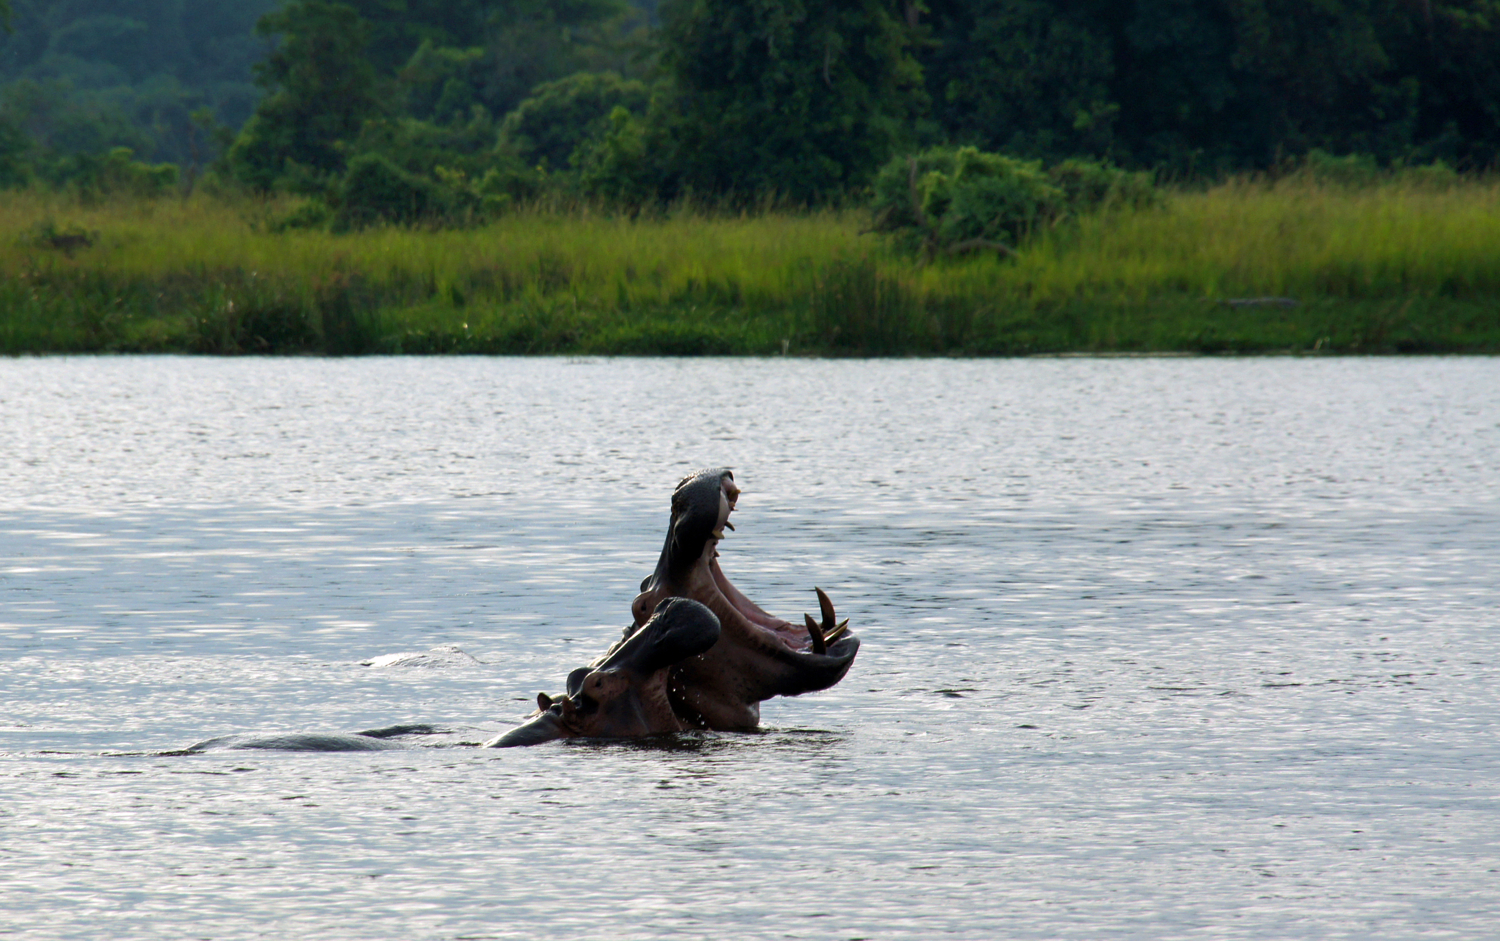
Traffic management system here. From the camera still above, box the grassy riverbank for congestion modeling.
[4,176,1499,356]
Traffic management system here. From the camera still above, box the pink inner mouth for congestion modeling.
[708,552,810,649]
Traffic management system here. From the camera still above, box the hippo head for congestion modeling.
[487,597,721,747]
[627,468,860,730]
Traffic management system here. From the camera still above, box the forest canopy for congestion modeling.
[2,0,1499,205]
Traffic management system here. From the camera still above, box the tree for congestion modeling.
[227,1,384,190]
[1395,0,1500,166]
[921,0,1117,160]
[0,113,28,188]
[478,0,644,118]
[913,0,1468,173]
[332,0,485,72]
[657,0,924,202]
[498,70,648,169]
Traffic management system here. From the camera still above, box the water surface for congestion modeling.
[2,356,1497,939]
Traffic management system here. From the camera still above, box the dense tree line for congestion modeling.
[922,0,1500,174]
[0,0,277,175]
[2,0,1498,205]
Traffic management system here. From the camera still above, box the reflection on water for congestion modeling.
[2,356,1498,939]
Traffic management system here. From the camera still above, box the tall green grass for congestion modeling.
[3,176,1499,356]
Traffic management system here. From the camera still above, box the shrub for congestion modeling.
[573,106,660,207]
[52,147,179,200]
[1396,159,1460,190]
[498,71,649,171]
[870,146,1063,259]
[870,148,1161,259]
[1298,149,1382,188]
[333,153,445,230]
[1047,158,1158,214]
[268,199,333,233]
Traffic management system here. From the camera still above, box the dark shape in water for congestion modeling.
[489,468,860,746]
[174,725,444,753]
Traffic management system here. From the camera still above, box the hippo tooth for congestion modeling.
[804,613,827,655]
[824,619,850,645]
[815,587,838,631]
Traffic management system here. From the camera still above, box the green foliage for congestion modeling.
[351,109,498,178]
[338,0,496,74]
[333,152,446,230]
[657,0,923,203]
[10,0,1500,214]
[809,255,920,353]
[1,78,152,160]
[40,146,178,199]
[267,198,332,233]
[478,0,648,118]
[573,105,659,205]
[921,0,1117,160]
[0,0,275,166]
[870,146,1063,258]
[227,1,384,190]
[870,147,1159,259]
[1293,148,1463,191]
[915,0,1500,172]
[7,180,1500,356]
[398,41,488,124]
[498,71,648,170]
[0,114,28,188]
[1046,158,1157,213]
[1297,149,1383,188]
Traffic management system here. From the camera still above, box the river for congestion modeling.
[2,355,1497,939]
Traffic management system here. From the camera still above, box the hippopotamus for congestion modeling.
[489,468,860,746]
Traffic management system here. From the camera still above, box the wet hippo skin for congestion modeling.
[489,468,860,746]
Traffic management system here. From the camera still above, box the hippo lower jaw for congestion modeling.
[487,596,724,747]
[638,543,860,730]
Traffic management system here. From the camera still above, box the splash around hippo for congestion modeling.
[488,468,860,746]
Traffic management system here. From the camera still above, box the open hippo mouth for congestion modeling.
[488,468,860,746]
[625,467,860,731]
[631,470,852,655]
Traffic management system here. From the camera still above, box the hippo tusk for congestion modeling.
[804,613,827,655]
[824,619,850,645]
[813,587,852,650]
[816,587,838,631]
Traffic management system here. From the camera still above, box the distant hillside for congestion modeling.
[0,0,278,164]
[0,0,658,169]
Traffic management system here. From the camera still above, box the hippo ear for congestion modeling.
[565,666,590,698]
[599,597,720,675]
[486,709,572,748]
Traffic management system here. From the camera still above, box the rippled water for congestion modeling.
[2,356,1497,939]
